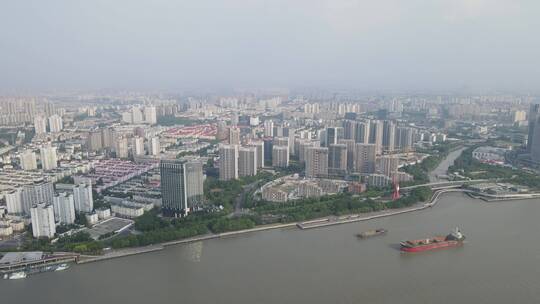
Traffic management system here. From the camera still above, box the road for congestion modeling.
[428,147,466,182]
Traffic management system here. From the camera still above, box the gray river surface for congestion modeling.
[3,193,540,304]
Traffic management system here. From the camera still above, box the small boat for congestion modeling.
[7,271,27,280]
[55,264,70,271]
[356,229,388,239]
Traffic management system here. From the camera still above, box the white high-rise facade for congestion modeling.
[219,144,239,181]
[144,106,157,124]
[40,144,58,170]
[20,149,37,170]
[150,136,160,155]
[305,147,329,178]
[21,180,54,214]
[4,189,23,214]
[238,146,258,177]
[73,184,94,213]
[30,203,56,238]
[53,193,76,224]
[34,115,47,134]
[264,120,274,137]
[249,141,264,168]
[48,114,63,133]
[354,143,376,174]
[131,107,144,123]
[272,145,289,168]
[132,136,145,156]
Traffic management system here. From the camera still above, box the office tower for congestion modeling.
[30,203,56,238]
[216,120,228,140]
[528,104,540,162]
[20,149,37,170]
[40,144,58,170]
[264,120,274,137]
[378,155,399,177]
[115,137,129,158]
[4,189,23,214]
[132,136,145,156]
[34,115,47,134]
[272,145,289,168]
[382,120,395,153]
[53,193,76,224]
[87,130,103,152]
[184,160,204,210]
[238,146,258,177]
[144,106,157,124]
[328,144,348,175]
[249,141,264,168]
[131,107,144,123]
[338,139,356,172]
[305,147,329,178]
[369,120,384,154]
[44,101,56,117]
[219,144,239,181]
[354,143,376,174]
[263,138,273,165]
[355,120,370,144]
[160,160,188,216]
[343,120,357,140]
[229,127,240,145]
[150,136,160,155]
[48,114,63,133]
[286,127,296,156]
[21,180,54,214]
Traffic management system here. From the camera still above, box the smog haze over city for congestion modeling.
[1,0,539,92]
[2,1,540,304]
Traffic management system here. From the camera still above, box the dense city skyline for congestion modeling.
[1,0,540,92]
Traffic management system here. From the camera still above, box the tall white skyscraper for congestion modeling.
[219,144,239,181]
[305,147,329,178]
[73,184,93,213]
[131,107,144,123]
[48,114,63,133]
[115,137,129,158]
[21,180,54,214]
[53,193,76,224]
[272,145,289,168]
[238,146,258,177]
[34,115,47,134]
[144,106,157,124]
[30,203,56,238]
[229,127,240,145]
[20,149,37,171]
[264,120,274,137]
[150,136,160,155]
[249,141,264,168]
[40,144,58,170]
[132,136,145,156]
[354,143,377,174]
[3,189,23,214]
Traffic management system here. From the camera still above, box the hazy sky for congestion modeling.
[1,0,539,92]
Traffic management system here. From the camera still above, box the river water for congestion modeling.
[429,147,466,182]
[3,193,540,304]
